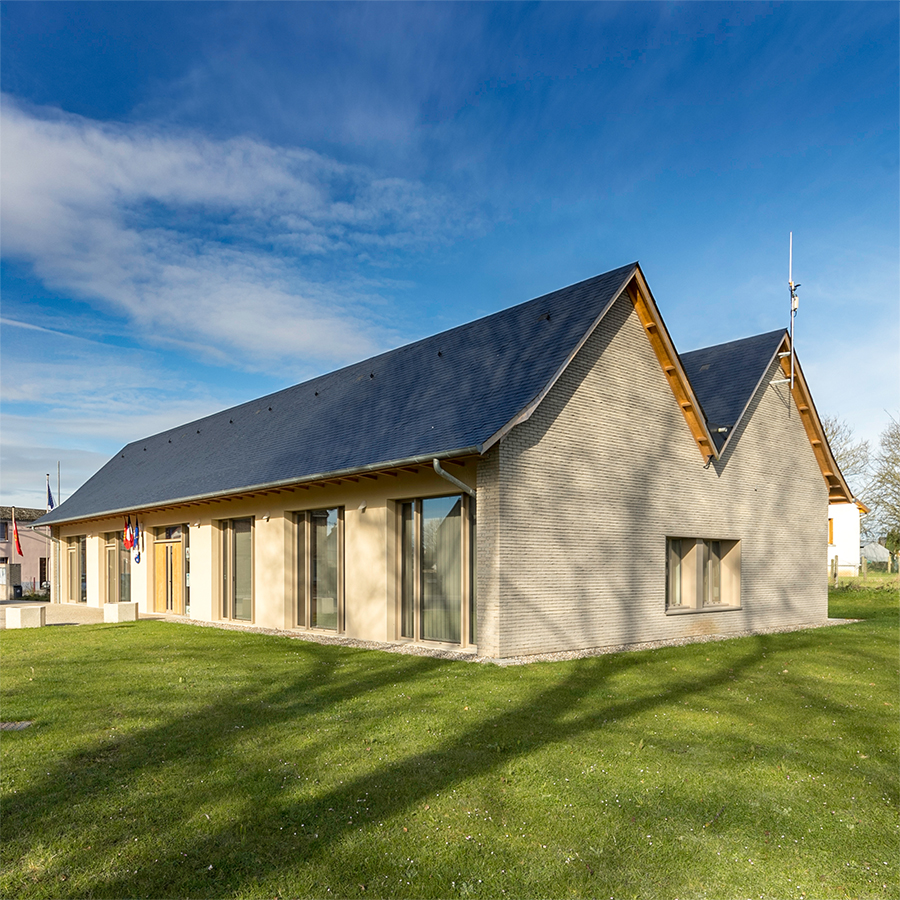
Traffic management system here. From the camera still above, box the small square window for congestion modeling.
[667,538,740,612]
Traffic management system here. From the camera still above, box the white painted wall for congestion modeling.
[828,502,860,575]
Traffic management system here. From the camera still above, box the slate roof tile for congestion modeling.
[681,329,786,450]
[40,263,638,525]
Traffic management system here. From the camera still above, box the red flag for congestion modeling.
[12,507,23,557]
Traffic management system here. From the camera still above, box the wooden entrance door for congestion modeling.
[154,539,184,614]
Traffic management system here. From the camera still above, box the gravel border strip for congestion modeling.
[148,614,860,665]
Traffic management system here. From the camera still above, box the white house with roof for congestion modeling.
[828,500,866,576]
[37,262,861,660]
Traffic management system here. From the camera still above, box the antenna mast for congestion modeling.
[788,232,800,389]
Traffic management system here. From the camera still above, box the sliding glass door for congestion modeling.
[222,518,253,621]
[400,494,474,646]
[296,508,344,631]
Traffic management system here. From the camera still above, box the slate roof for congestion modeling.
[39,263,639,526]
[0,506,46,523]
[681,329,786,451]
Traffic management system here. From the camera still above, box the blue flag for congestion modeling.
[46,480,55,511]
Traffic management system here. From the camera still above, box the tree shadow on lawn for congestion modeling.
[1,627,877,899]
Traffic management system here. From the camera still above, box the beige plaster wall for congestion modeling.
[51,464,477,644]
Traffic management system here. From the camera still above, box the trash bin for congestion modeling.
[13,584,23,599]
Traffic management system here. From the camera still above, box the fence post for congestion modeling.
[862,555,867,583]
[831,555,839,587]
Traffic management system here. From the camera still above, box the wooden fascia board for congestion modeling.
[626,268,718,461]
[479,265,639,454]
[775,339,856,504]
[37,447,482,528]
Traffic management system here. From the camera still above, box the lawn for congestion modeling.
[2,585,897,900]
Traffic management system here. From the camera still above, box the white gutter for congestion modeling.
[433,459,476,497]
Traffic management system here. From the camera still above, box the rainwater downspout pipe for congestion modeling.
[433,459,476,498]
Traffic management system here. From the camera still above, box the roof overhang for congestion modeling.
[480,263,719,462]
[772,335,857,505]
[625,267,719,461]
[36,446,481,528]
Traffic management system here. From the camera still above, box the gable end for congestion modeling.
[626,268,717,461]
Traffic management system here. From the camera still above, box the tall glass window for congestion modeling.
[233,519,252,621]
[703,540,722,605]
[399,495,474,646]
[105,532,131,603]
[222,518,253,621]
[68,535,86,602]
[422,496,462,643]
[400,502,416,639]
[667,539,683,608]
[310,508,339,630]
[295,508,343,631]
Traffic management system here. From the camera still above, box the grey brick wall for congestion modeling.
[478,292,827,658]
[476,448,501,657]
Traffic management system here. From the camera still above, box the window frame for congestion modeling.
[104,532,131,604]
[666,537,741,614]
[294,507,344,632]
[397,493,476,647]
[220,518,254,623]
[67,534,87,603]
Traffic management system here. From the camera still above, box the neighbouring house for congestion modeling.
[0,506,51,599]
[828,500,868,576]
[36,263,861,659]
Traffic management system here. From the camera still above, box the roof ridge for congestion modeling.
[683,327,787,357]
[125,262,642,447]
[40,262,639,525]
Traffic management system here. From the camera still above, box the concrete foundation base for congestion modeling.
[7,606,46,628]
[104,602,139,623]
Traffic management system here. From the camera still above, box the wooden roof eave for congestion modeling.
[37,447,482,529]
[626,267,719,462]
[775,338,857,505]
[479,263,718,463]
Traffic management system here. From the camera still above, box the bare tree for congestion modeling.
[869,415,900,552]
[821,414,871,495]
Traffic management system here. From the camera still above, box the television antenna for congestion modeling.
[773,233,800,390]
[788,232,800,389]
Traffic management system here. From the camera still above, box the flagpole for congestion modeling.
[45,474,51,593]
[55,462,61,604]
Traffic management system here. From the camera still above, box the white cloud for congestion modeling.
[0,319,242,507]
[0,96,461,372]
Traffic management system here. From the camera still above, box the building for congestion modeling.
[37,263,860,659]
[0,506,51,598]
[828,500,867,576]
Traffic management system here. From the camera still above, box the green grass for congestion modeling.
[2,587,897,900]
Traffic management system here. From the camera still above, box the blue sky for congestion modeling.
[2,1,897,509]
